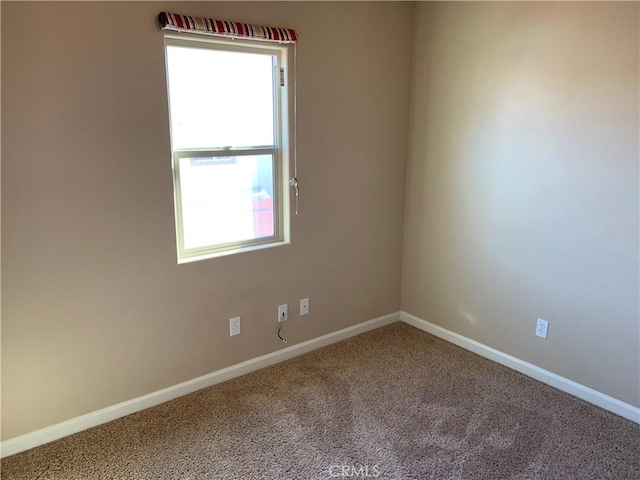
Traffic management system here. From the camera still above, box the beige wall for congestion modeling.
[3,0,639,443]
[1,1,414,439]
[402,2,639,406]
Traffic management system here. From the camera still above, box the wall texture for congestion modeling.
[402,1,639,407]
[1,1,413,439]
[4,0,638,443]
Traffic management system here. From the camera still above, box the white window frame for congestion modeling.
[164,34,292,263]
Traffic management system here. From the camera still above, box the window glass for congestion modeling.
[166,45,275,149]
[178,155,275,249]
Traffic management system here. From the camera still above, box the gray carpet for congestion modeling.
[2,322,639,479]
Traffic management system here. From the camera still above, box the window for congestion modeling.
[164,35,292,262]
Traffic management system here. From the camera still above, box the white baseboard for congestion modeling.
[0,311,400,458]
[400,311,640,424]
[4,310,637,458]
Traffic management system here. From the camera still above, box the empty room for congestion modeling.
[1,1,638,478]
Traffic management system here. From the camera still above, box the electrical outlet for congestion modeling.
[536,318,548,339]
[300,298,309,316]
[230,316,241,336]
[278,304,288,322]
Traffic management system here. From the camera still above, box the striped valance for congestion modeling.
[158,12,298,43]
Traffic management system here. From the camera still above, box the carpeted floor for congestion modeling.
[2,322,639,479]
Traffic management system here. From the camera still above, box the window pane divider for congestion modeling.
[173,147,277,158]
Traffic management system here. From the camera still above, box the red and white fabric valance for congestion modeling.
[158,12,298,43]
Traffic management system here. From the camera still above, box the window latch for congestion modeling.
[289,177,299,215]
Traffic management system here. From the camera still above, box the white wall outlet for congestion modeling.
[230,316,241,336]
[300,298,309,316]
[536,318,549,339]
[278,304,288,322]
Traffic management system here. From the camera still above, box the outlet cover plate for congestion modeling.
[278,304,288,322]
[536,318,548,339]
[300,298,309,316]
[230,316,241,336]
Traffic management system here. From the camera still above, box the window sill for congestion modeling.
[177,239,290,264]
